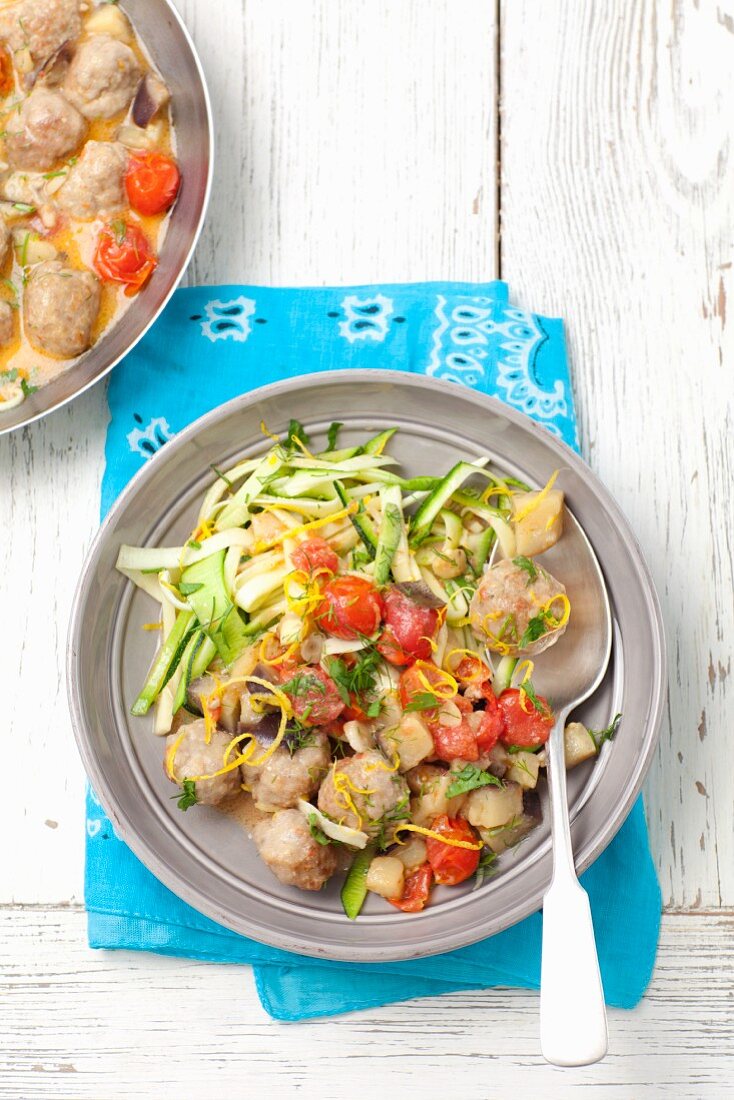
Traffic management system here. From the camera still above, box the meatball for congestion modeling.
[0,0,81,64]
[64,34,140,119]
[252,809,338,891]
[317,750,409,837]
[24,260,99,358]
[242,730,330,812]
[5,87,86,171]
[0,300,14,347]
[57,140,127,219]
[165,719,241,807]
[469,558,568,657]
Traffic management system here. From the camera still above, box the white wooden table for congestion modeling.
[2,1,733,1096]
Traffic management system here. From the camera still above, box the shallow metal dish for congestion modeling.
[68,371,666,962]
[0,0,213,435]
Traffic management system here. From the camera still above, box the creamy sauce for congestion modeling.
[0,2,176,405]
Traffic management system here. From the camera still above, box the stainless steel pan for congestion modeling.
[0,0,213,434]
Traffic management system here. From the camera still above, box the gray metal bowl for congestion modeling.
[68,371,666,962]
[0,0,213,435]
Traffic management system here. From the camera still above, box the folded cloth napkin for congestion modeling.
[86,280,661,1021]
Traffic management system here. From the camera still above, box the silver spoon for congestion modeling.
[487,509,611,1066]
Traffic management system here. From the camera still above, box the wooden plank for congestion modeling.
[500,0,734,907]
[1,909,732,1099]
[0,0,497,904]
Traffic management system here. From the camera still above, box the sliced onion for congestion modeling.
[296,800,369,849]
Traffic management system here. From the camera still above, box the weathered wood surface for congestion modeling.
[2,910,732,1100]
[501,0,734,909]
[1,0,731,1094]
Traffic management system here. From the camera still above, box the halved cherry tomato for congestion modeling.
[432,717,480,762]
[291,536,338,576]
[474,692,504,753]
[125,152,181,216]
[316,575,383,640]
[94,221,157,295]
[389,862,433,912]
[498,687,553,747]
[0,47,13,98]
[277,664,345,726]
[377,587,440,666]
[425,815,481,885]
[453,654,492,690]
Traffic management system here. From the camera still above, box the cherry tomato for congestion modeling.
[278,664,345,726]
[453,654,492,691]
[389,862,433,912]
[425,815,481,885]
[125,152,181,216]
[432,718,480,762]
[316,575,383,640]
[0,47,13,98]
[498,687,553,747]
[291,536,339,576]
[94,221,157,295]
[398,662,449,710]
[474,692,504,753]
[378,587,440,665]
[376,629,411,666]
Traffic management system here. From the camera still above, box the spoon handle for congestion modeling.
[540,714,608,1067]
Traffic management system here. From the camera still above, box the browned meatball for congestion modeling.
[317,751,409,837]
[0,0,81,64]
[469,557,568,657]
[252,809,338,891]
[165,719,241,807]
[5,87,86,171]
[57,140,127,219]
[24,260,99,359]
[64,34,140,119]
[242,731,330,812]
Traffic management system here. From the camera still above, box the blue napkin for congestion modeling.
[87,280,661,1020]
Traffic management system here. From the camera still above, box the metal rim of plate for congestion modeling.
[68,370,667,962]
[0,0,214,435]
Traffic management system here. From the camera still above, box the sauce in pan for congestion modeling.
[0,0,179,412]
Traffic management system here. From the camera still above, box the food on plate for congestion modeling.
[0,0,180,412]
[117,422,620,917]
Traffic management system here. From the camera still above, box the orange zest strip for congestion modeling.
[393,823,482,851]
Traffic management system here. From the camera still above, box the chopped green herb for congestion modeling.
[42,169,67,180]
[12,202,35,214]
[326,647,382,709]
[513,555,538,582]
[308,813,332,846]
[589,713,622,749]
[473,848,498,889]
[111,219,127,245]
[20,378,37,397]
[19,232,30,268]
[280,670,326,697]
[0,367,19,382]
[446,764,503,799]
[187,539,201,550]
[366,697,382,719]
[210,464,233,487]
[520,679,552,717]
[286,418,310,453]
[506,742,543,755]
[178,582,204,596]
[326,421,343,450]
[519,609,555,649]
[172,778,198,811]
[403,691,440,713]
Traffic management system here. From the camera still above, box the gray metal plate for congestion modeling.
[68,371,666,962]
